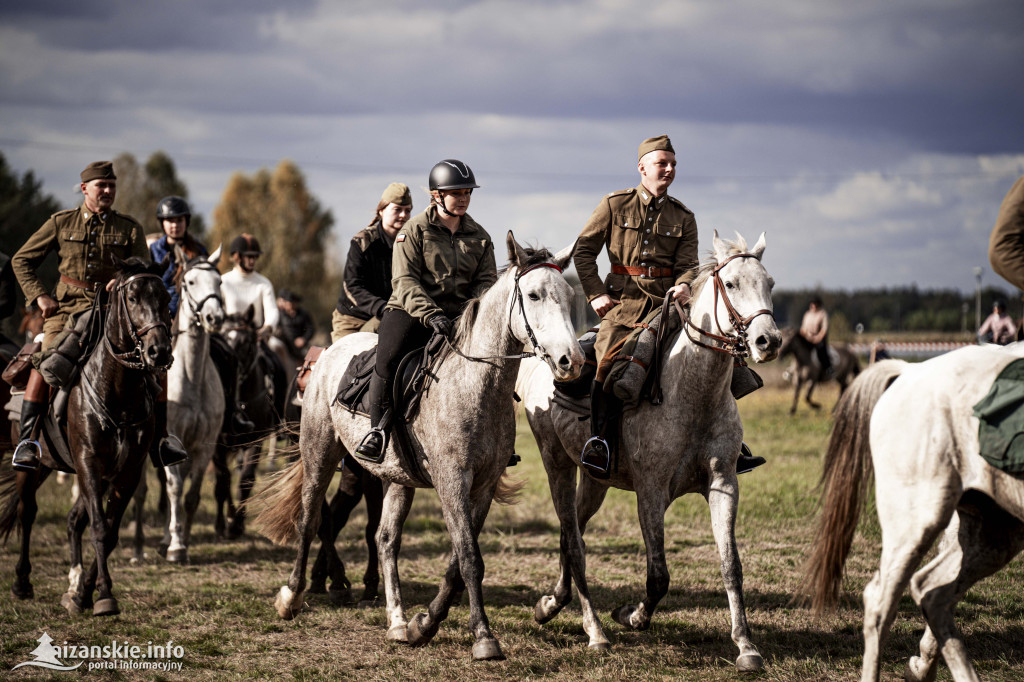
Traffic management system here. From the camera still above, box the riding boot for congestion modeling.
[736,441,766,474]
[150,399,189,468]
[354,370,390,463]
[581,380,617,477]
[12,370,49,471]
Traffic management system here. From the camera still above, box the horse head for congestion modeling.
[501,232,584,382]
[222,304,258,364]
[175,244,225,334]
[688,231,782,364]
[109,255,173,370]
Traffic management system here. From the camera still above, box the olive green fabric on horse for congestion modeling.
[974,358,1024,474]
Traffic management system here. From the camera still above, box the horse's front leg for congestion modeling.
[163,462,188,563]
[805,379,821,409]
[377,482,415,643]
[611,485,669,632]
[228,444,259,538]
[706,472,763,672]
[361,470,384,606]
[11,469,47,600]
[212,442,232,539]
[62,491,91,614]
[90,460,147,617]
[130,466,147,564]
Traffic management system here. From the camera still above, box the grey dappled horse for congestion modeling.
[778,327,860,414]
[147,246,226,564]
[254,233,583,661]
[805,344,1024,682]
[517,231,781,671]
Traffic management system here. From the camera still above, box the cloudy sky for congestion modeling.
[2,0,1023,293]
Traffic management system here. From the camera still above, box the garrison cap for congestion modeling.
[637,135,674,162]
[381,182,412,206]
[80,160,116,183]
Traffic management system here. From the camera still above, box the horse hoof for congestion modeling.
[93,597,120,617]
[407,612,438,647]
[905,656,937,682]
[611,605,642,629]
[308,580,327,594]
[328,586,354,606]
[471,637,505,661]
[166,548,189,565]
[588,641,611,654]
[61,592,84,615]
[11,581,34,600]
[274,587,303,620]
[386,624,409,644]
[534,595,559,624]
[736,653,764,673]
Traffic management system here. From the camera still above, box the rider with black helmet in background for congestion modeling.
[354,159,497,463]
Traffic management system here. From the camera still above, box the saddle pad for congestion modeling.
[334,338,440,420]
[973,358,1024,474]
[335,347,377,416]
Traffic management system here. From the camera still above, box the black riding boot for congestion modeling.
[581,380,618,477]
[12,400,47,472]
[150,400,189,468]
[736,442,766,474]
[354,370,390,464]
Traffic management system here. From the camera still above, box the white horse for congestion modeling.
[805,343,1024,682]
[516,231,781,672]
[159,246,226,563]
[254,233,583,661]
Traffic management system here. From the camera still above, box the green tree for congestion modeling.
[113,151,206,240]
[208,160,338,330]
[0,152,62,340]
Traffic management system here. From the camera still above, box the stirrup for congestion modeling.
[736,442,766,475]
[580,436,610,475]
[12,440,42,472]
[353,427,387,464]
[155,434,189,468]
[507,453,521,468]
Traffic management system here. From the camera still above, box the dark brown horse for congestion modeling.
[213,306,283,539]
[0,257,172,616]
[778,327,860,414]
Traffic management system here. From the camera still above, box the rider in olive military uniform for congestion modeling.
[354,159,497,463]
[574,136,763,475]
[10,161,186,472]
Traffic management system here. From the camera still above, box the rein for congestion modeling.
[442,261,564,365]
[677,252,774,362]
[103,273,172,370]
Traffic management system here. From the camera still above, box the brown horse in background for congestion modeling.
[778,327,860,414]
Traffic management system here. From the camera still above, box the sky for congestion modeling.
[2,0,1023,294]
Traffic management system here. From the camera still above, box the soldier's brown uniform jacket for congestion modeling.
[989,175,1024,291]
[387,204,498,323]
[12,205,149,347]
[575,184,699,361]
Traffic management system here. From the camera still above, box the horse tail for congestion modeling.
[249,458,305,546]
[0,469,19,543]
[492,470,525,506]
[803,359,906,614]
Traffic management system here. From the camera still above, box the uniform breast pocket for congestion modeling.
[610,213,640,252]
[422,235,452,281]
[60,228,88,246]
[652,222,683,253]
[100,232,132,258]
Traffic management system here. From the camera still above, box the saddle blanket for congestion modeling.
[973,358,1024,475]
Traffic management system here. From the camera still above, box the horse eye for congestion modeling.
[528,293,541,301]
[725,281,735,290]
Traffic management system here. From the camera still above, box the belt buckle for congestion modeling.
[642,266,655,278]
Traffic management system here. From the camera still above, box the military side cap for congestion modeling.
[381,182,412,206]
[638,135,674,161]
[80,160,116,183]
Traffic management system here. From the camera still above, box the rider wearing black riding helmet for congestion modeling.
[354,159,497,463]
[150,196,208,320]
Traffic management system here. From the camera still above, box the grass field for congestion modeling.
[2,367,1023,680]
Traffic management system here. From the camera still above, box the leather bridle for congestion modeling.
[104,272,172,370]
[677,252,774,361]
[179,260,224,331]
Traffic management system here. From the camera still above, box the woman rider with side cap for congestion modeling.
[355,160,497,462]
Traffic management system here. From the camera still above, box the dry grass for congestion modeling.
[2,367,1023,680]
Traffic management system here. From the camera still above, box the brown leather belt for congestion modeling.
[611,264,673,278]
[60,273,103,292]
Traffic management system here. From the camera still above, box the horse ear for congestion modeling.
[750,232,767,260]
[712,230,729,262]
[111,253,127,270]
[506,231,528,268]
[245,304,255,323]
[209,244,222,264]
[173,243,187,265]
[553,238,577,271]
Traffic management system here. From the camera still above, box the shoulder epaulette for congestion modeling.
[607,188,635,198]
[113,211,143,226]
[667,196,693,214]
[352,225,378,251]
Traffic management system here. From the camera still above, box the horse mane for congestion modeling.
[450,246,556,342]
[689,234,750,296]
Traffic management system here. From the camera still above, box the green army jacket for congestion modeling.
[387,204,498,323]
[989,175,1024,290]
[574,184,699,326]
[13,205,149,315]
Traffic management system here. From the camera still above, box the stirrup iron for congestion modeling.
[354,427,388,464]
[580,436,611,475]
[12,440,42,472]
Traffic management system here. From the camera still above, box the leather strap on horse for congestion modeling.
[60,273,104,292]
[611,264,673,278]
[648,293,677,405]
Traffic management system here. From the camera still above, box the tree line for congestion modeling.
[0,151,1015,345]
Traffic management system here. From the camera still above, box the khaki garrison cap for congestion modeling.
[637,135,674,162]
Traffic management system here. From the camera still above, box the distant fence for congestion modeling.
[848,341,974,359]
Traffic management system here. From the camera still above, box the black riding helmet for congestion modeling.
[230,233,262,256]
[156,195,192,227]
[428,159,479,191]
